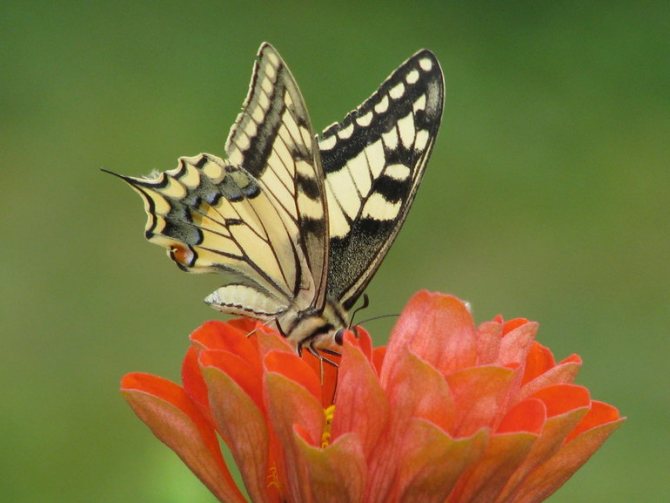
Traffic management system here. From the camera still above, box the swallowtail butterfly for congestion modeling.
[110,43,444,354]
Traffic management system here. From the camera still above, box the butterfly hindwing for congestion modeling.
[318,50,444,310]
[225,43,328,309]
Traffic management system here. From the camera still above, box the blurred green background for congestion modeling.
[2,1,668,501]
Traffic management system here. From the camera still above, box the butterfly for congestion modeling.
[109,42,444,356]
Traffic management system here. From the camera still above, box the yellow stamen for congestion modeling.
[266,464,281,490]
[321,405,336,448]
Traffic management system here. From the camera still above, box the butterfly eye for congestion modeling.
[334,328,345,346]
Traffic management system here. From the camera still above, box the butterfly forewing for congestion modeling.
[318,50,444,310]
[225,43,328,309]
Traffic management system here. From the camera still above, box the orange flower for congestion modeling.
[122,291,624,502]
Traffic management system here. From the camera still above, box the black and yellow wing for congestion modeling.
[318,50,444,310]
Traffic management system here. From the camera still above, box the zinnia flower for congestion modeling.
[121,291,624,502]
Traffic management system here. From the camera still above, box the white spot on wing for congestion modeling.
[361,192,401,221]
[325,182,350,238]
[406,69,420,84]
[252,106,265,122]
[397,113,415,148]
[390,82,405,100]
[385,163,411,181]
[419,57,433,71]
[258,91,270,109]
[367,139,385,178]
[415,129,430,151]
[319,135,337,150]
[356,110,373,127]
[413,94,426,113]
[337,122,354,140]
[245,119,258,139]
[374,95,389,114]
[266,50,280,67]
[326,167,359,219]
[200,158,225,183]
[297,191,323,219]
[261,77,273,95]
[347,150,372,195]
[236,131,250,150]
[382,128,398,150]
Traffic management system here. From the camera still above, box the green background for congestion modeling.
[2,1,667,501]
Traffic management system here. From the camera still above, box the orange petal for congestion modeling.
[446,365,517,437]
[383,349,455,432]
[355,326,374,361]
[372,347,386,375]
[366,351,456,500]
[567,400,623,441]
[265,350,321,403]
[181,345,214,426]
[510,404,624,503]
[256,328,295,357]
[531,384,591,417]
[383,290,477,381]
[294,431,366,503]
[475,320,502,365]
[497,398,546,435]
[265,372,325,502]
[502,318,529,334]
[190,320,257,364]
[200,349,265,413]
[450,430,538,502]
[391,419,487,503]
[521,355,582,399]
[499,322,538,367]
[332,337,389,459]
[120,373,245,503]
[202,365,279,503]
[498,400,590,502]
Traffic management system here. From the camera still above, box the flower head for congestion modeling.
[122,291,623,502]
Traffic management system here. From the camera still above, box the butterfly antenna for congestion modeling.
[357,313,400,325]
[349,294,370,327]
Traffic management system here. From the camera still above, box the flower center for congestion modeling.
[321,405,336,448]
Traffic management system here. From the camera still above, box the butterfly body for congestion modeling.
[113,43,444,351]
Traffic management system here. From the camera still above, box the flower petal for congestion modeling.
[446,365,517,436]
[265,371,325,502]
[181,346,214,426]
[367,350,456,501]
[383,291,477,381]
[201,350,264,412]
[294,431,366,503]
[498,321,538,367]
[510,402,625,503]
[521,354,582,399]
[190,320,257,364]
[265,350,321,403]
[475,320,502,365]
[497,398,546,435]
[498,385,592,501]
[332,336,389,459]
[121,373,245,503]
[393,419,487,503]
[383,349,455,432]
[201,364,277,503]
[450,431,539,502]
